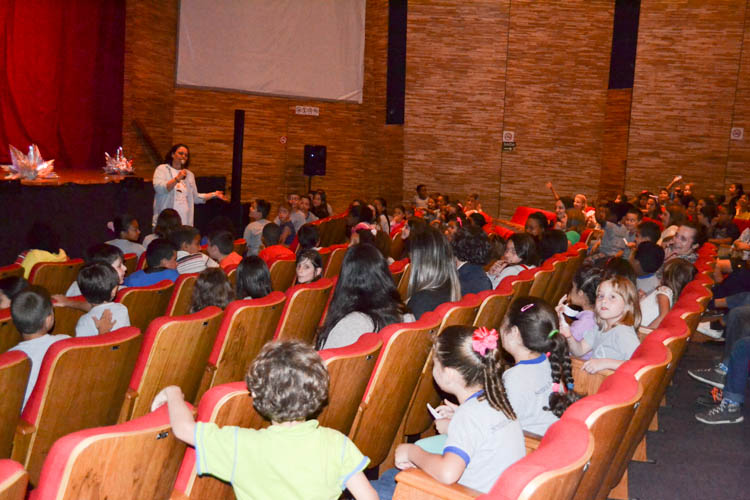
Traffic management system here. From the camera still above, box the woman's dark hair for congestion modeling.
[236,256,272,299]
[505,296,580,417]
[559,196,574,210]
[451,226,491,265]
[468,212,487,228]
[296,249,323,283]
[112,214,138,238]
[297,224,320,251]
[602,257,637,288]
[0,277,29,303]
[165,143,190,168]
[572,264,604,306]
[311,190,329,219]
[526,212,549,232]
[315,244,406,349]
[539,229,569,261]
[509,232,541,266]
[26,222,60,253]
[435,325,515,418]
[190,268,234,313]
[153,209,182,239]
[407,226,461,301]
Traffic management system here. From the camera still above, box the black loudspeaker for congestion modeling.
[303,145,326,176]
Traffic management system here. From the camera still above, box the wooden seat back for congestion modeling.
[401,295,482,438]
[318,333,383,435]
[348,313,441,468]
[322,245,347,279]
[165,273,199,317]
[511,267,538,298]
[397,263,411,302]
[473,279,514,330]
[598,340,671,500]
[541,255,569,304]
[172,382,268,500]
[390,231,405,260]
[12,328,142,485]
[50,300,86,336]
[135,252,147,271]
[268,257,296,292]
[195,293,286,401]
[122,253,138,275]
[32,406,186,500]
[0,459,27,500]
[0,311,21,354]
[528,259,556,299]
[274,279,334,343]
[0,265,23,281]
[233,238,247,257]
[225,264,238,289]
[119,308,223,422]
[115,279,175,332]
[319,214,348,247]
[28,259,84,295]
[0,352,30,459]
[389,258,409,286]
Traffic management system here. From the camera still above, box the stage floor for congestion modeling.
[3,169,151,186]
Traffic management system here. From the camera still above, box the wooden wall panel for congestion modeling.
[727,2,750,192]
[626,0,747,198]
[599,89,632,201]
[123,0,403,216]
[499,1,614,218]
[403,1,511,216]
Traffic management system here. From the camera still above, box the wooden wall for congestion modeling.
[626,0,750,198]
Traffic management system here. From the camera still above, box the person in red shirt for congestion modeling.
[258,223,295,266]
[207,230,243,271]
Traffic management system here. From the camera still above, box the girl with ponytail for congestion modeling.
[385,325,525,496]
[500,297,580,435]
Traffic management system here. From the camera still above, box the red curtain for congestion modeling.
[0,0,125,170]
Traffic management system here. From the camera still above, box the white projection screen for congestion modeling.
[176,0,366,103]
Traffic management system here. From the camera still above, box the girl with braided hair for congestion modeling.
[500,297,580,435]
[382,325,524,496]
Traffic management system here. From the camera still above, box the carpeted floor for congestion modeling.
[627,341,750,500]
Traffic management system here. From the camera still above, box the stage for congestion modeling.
[0,170,232,265]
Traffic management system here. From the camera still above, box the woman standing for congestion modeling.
[152,144,225,228]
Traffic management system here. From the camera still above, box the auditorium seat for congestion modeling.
[135,252,147,271]
[389,258,409,285]
[348,312,441,470]
[115,279,174,332]
[393,418,594,500]
[318,333,383,435]
[390,230,405,261]
[0,352,30,459]
[0,460,27,500]
[11,328,142,485]
[233,238,247,257]
[31,406,187,500]
[0,310,21,354]
[118,308,223,422]
[322,244,348,279]
[527,258,557,301]
[511,267,539,298]
[165,273,199,317]
[225,264,238,289]
[195,293,285,402]
[268,257,296,292]
[50,297,87,336]
[28,259,84,296]
[122,252,137,275]
[541,255,569,304]
[397,263,411,302]
[0,265,23,281]
[273,279,334,343]
[473,278,514,330]
[496,206,557,230]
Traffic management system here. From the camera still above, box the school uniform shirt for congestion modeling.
[457,263,493,296]
[106,238,146,259]
[176,250,219,275]
[503,354,560,435]
[123,268,179,287]
[243,219,270,256]
[443,391,525,493]
[75,302,131,338]
[583,324,640,361]
[9,334,69,410]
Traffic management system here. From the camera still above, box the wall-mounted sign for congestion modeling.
[731,127,744,141]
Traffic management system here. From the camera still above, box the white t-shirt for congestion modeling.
[487,263,533,290]
[106,238,146,259]
[321,311,415,350]
[9,334,69,410]
[75,302,131,338]
[443,391,525,493]
[503,355,559,435]
[583,323,640,361]
[639,285,674,327]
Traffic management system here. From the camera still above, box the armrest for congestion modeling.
[118,388,138,424]
[571,358,613,396]
[11,419,36,464]
[394,469,481,500]
[637,327,653,342]
[523,430,542,454]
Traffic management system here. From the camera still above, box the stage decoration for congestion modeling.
[103,147,134,175]
[2,144,57,180]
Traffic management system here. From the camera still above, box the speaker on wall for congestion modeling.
[303,145,326,176]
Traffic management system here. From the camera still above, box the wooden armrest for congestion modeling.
[571,358,613,396]
[118,388,138,423]
[637,327,653,342]
[169,490,190,500]
[394,469,481,500]
[11,419,36,465]
[523,430,542,454]
[194,363,217,405]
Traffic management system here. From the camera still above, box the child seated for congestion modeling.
[633,241,665,296]
[106,214,146,259]
[63,243,127,298]
[75,263,130,337]
[17,222,68,278]
[242,199,271,256]
[640,259,695,329]
[258,223,295,266]
[8,287,69,409]
[295,249,323,285]
[559,275,641,373]
[189,268,234,313]
[558,264,604,360]
[235,256,272,300]
[206,230,242,271]
[169,226,219,274]
[0,276,29,310]
[486,233,540,289]
[123,239,179,287]
[620,206,642,259]
[275,206,296,246]
[153,341,377,500]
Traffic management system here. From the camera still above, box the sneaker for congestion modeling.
[688,367,726,389]
[697,321,724,339]
[695,400,744,425]
[695,388,723,408]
